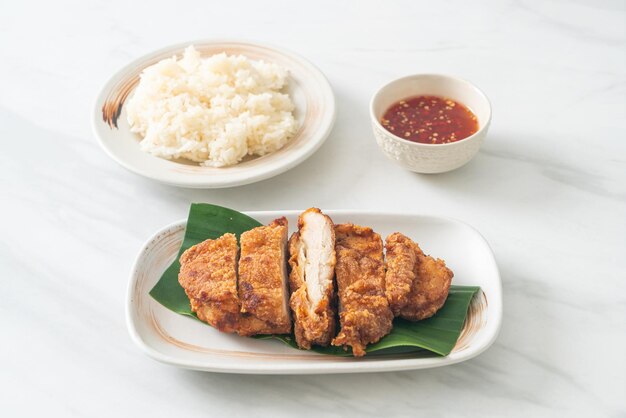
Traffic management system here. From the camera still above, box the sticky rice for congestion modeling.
[126,46,298,167]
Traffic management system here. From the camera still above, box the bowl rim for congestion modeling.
[369,73,492,148]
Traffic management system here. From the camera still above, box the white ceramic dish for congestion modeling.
[370,74,491,173]
[93,40,335,188]
[127,210,502,374]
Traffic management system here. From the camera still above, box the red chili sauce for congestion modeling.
[381,96,478,144]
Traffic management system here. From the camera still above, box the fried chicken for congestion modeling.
[238,217,292,336]
[332,224,394,357]
[288,208,337,349]
[384,232,453,321]
[178,213,452,355]
[384,232,419,316]
[178,221,293,337]
[178,233,240,333]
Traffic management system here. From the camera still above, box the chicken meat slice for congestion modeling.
[237,217,292,336]
[331,223,394,357]
[178,233,240,333]
[288,208,337,349]
[385,232,453,321]
[384,232,419,315]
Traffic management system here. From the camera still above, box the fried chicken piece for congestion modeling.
[384,232,419,315]
[178,229,291,337]
[332,224,393,356]
[384,233,453,321]
[178,233,240,333]
[400,246,453,321]
[288,208,337,349]
[238,217,292,336]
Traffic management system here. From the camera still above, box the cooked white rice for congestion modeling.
[126,46,298,167]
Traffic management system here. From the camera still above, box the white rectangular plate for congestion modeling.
[127,211,502,374]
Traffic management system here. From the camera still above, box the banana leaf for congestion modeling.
[149,203,480,357]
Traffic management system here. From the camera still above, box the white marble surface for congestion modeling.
[1,0,624,416]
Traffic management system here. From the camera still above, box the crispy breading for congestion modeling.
[288,208,337,349]
[384,232,453,321]
[178,233,240,333]
[238,217,292,335]
[384,232,419,315]
[178,227,294,337]
[331,223,393,357]
[401,255,452,320]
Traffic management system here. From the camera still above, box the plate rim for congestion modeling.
[92,39,336,188]
[126,210,502,374]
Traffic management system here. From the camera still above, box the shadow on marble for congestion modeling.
[170,282,567,409]
[173,349,511,408]
[414,136,625,202]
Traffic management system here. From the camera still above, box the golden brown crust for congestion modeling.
[399,241,453,321]
[288,208,336,349]
[385,233,453,321]
[238,217,292,335]
[331,223,393,357]
[178,234,240,333]
[177,234,278,337]
[179,218,451,349]
[384,232,419,315]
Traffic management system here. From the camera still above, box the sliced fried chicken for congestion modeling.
[384,232,453,321]
[288,208,337,349]
[332,224,393,357]
[238,217,292,336]
[384,232,419,315]
[178,223,294,337]
[178,233,240,333]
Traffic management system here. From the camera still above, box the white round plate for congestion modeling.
[93,40,336,188]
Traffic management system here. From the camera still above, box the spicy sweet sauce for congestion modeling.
[381,96,478,144]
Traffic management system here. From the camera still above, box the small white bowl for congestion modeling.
[370,74,491,173]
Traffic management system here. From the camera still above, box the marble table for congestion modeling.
[1,0,624,416]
